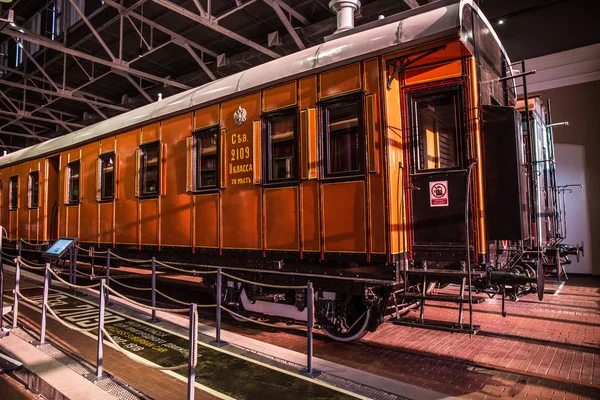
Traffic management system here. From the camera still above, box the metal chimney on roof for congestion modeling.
[329,0,361,34]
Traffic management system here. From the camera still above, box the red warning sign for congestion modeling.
[429,181,449,207]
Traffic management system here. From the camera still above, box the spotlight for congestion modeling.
[498,20,504,25]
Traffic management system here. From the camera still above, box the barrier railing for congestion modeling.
[7,246,318,377]
[9,261,200,400]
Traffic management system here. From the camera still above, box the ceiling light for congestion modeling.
[18,28,24,33]
[498,20,504,25]
[9,22,16,27]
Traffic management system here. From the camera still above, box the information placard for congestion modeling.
[42,238,78,259]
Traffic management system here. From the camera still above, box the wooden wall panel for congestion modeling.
[265,187,298,251]
[263,82,297,112]
[161,113,193,247]
[405,60,463,86]
[220,92,262,250]
[301,180,319,252]
[9,209,17,238]
[0,168,6,234]
[140,199,158,245]
[100,137,115,154]
[194,104,219,131]
[299,76,317,109]
[18,162,29,238]
[99,202,113,244]
[323,182,366,253]
[142,122,160,143]
[319,63,361,99]
[115,130,140,245]
[80,143,98,243]
[194,194,218,248]
[65,205,78,237]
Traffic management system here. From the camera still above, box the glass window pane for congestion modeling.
[142,145,159,195]
[415,93,459,171]
[196,131,218,189]
[269,115,295,181]
[101,155,115,200]
[29,172,39,208]
[327,101,360,175]
[69,163,80,203]
[9,176,18,209]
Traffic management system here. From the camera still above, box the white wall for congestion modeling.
[554,144,592,274]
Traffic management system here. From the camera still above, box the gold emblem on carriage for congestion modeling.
[233,106,247,126]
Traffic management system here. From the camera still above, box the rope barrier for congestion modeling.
[154,260,217,275]
[48,267,101,289]
[108,277,153,292]
[191,308,198,368]
[19,238,49,247]
[45,303,99,332]
[104,285,189,313]
[75,245,90,253]
[108,251,153,264]
[17,258,46,270]
[220,305,307,331]
[74,270,95,278]
[15,290,42,306]
[102,328,190,370]
[154,289,216,308]
[220,271,308,290]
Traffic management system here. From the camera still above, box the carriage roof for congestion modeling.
[0,0,508,168]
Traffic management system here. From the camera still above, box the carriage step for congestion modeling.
[393,317,480,334]
[403,268,487,278]
[396,293,487,304]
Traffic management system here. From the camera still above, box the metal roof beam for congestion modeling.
[1,28,191,90]
[182,42,217,81]
[264,0,305,50]
[17,40,61,93]
[68,0,117,62]
[0,131,48,141]
[0,78,129,112]
[121,73,153,103]
[152,0,281,59]
[0,109,84,128]
[403,0,419,9]
[14,122,48,141]
[44,110,74,133]
[214,0,258,23]
[270,0,310,25]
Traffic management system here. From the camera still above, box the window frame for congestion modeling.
[262,106,299,186]
[407,83,466,174]
[192,125,220,193]
[138,141,161,199]
[28,171,40,209]
[9,175,18,211]
[98,152,116,202]
[319,91,366,181]
[66,160,81,205]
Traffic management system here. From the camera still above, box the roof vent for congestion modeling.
[329,0,361,34]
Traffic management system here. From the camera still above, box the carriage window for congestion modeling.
[9,176,18,210]
[99,153,115,201]
[322,95,364,178]
[194,127,219,189]
[67,161,80,204]
[264,109,297,183]
[413,91,460,171]
[140,142,160,196]
[28,171,39,208]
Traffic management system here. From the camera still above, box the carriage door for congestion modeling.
[406,84,469,262]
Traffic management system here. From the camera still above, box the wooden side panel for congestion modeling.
[263,81,297,112]
[319,63,361,99]
[161,113,193,246]
[194,104,219,130]
[0,168,6,234]
[194,194,218,248]
[405,60,463,86]
[323,182,366,253]
[99,202,113,244]
[115,129,140,245]
[142,122,160,143]
[364,58,386,254]
[18,162,29,238]
[383,56,405,255]
[265,187,299,251]
[79,143,98,242]
[28,159,44,242]
[140,199,158,245]
[301,180,319,252]
[9,207,17,239]
[221,92,262,250]
[299,76,317,109]
[100,137,115,153]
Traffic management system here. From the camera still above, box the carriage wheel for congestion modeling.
[322,296,372,342]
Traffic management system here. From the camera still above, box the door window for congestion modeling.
[412,89,462,171]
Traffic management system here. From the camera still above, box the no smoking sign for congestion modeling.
[429,180,449,207]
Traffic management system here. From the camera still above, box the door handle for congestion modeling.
[408,184,421,191]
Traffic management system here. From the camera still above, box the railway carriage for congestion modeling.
[0,0,581,341]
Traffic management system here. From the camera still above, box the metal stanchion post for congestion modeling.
[105,251,111,305]
[96,279,106,379]
[73,247,78,286]
[69,247,73,286]
[17,241,21,258]
[301,282,319,377]
[187,303,197,400]
[215,268,223,346]
[39,265,50,344]
[151,257,157,322]
[90,246,94,277]
[12,257,20,328]
[0,247,5,337]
